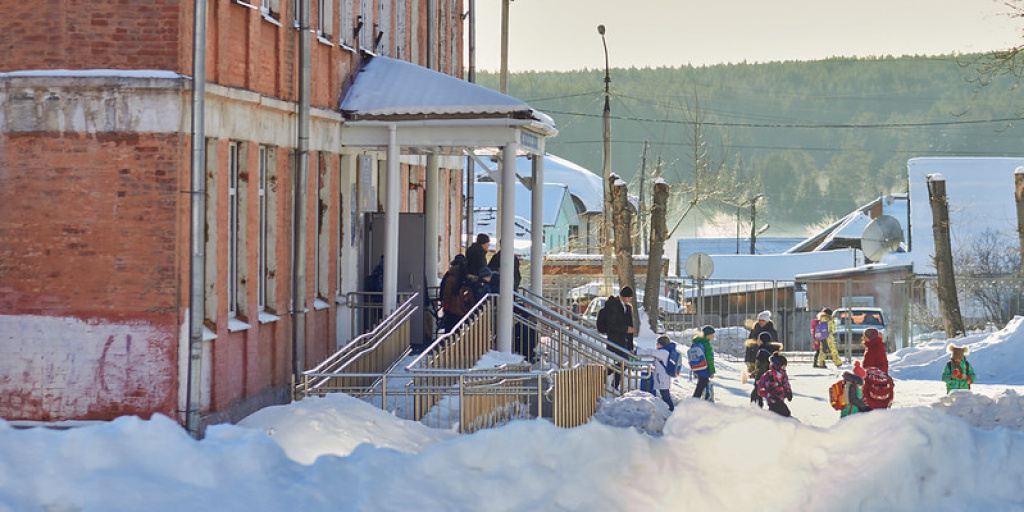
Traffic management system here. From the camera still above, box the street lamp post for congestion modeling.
[749,194,764,254]
[598,24,613,294]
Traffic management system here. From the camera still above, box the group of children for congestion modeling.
[637,308,977,418]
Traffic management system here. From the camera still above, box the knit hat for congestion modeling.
[757,311,771,322]
[758,331,772,344]
[821,307,833,316]
[656,335,671,347]
[843,371,864,385]
[770,352,787,367]
[863,327,880,342]
[477,266,492,279]
[701,325,716,337]
[947,344,969,359]
[620,286,634,298]
[853,361,867,378]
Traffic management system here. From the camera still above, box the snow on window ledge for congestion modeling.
[258,311,280,324]
[313,298,331,311]
[203,326,217,341]
[228,317,251,332]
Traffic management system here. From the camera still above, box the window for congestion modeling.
[228,142,240,318]
[340,0,354,46]
[258,146,272,311]
[360,0,372,49]
[316,153,332,300]
[318,0,334,39]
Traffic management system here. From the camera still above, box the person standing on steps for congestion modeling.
[596,286,635,391]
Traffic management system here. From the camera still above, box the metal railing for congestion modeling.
[296,293,420,398]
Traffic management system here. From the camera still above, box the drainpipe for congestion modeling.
[185,0,208,439]
[292,0,311,378]
[427,0,435,69]
[467,0,476,83]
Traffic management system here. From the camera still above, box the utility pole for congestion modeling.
[599,24,613,295]
[638,141,648,255]
[749,197,758,255]
[499,0,510,93]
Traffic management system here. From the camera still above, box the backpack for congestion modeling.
[687,344,708,372]
[458,285,475,310]
[758,370,786,403]
[813,319,830,341]
[862,368,894,409]
[662,342,682,377]
[829,380,848,410]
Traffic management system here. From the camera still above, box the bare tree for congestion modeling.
[927,175,966,337]
[666,95,746,239]
[644,179,670,332]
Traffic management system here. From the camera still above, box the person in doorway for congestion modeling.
[812,308,842,368]
[438,256,471,334]
[635,335,676,411]
[596,286,635,391]
[746,311,778,376]
[691,325,716,400]
[465,233,490,276]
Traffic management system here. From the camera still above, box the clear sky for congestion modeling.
[472,0,1023,72]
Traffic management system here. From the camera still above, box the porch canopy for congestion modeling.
[339,54,557,352]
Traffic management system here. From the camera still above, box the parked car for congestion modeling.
[582,293,678,333]
[831,307,888,353]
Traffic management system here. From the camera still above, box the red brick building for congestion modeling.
[0,0,476,428]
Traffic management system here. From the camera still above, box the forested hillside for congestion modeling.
[477,55,1024,233]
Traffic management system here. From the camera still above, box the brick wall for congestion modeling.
[0,0,187,73]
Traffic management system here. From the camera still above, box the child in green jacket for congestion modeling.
[942,344,976,393]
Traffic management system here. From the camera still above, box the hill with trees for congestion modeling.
[477,55,1024,234]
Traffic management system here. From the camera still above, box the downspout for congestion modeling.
[464,0,475,245]
[427,0,435,69]
[292,0,311,378]
[185,0,208,439]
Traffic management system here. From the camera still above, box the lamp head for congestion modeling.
[598,25,606,36]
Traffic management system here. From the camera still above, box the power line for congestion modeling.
[542,109,1024,129]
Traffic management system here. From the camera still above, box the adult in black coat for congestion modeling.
[597,286,635,390]
[464,233,490,276]
[745,310,779,374]
[487,249,521,290]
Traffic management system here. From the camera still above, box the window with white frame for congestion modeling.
[318,0,334,39]
[377,0,390,55]
[228,142,241,318]
[360,0,372,49]
[258,146,274,312]
[340,0,354,46]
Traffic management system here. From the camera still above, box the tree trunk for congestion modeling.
[927,174,965,337]
[644,180,669,333]
[1015,169,1024,276]
[611,177,638,331]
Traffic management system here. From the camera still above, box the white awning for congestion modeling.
[339,54,556,151]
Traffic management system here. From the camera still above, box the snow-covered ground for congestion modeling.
[3,319,1024,511]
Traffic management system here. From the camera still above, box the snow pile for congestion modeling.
[932,389,1024,432]
[591,390,670,435]
[238,394,456,464]
[890,316,1024,384]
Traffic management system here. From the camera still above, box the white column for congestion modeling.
[383,124,400,314]
[425,153,440,285]
[530,154,544,294]
[497,141,517,352]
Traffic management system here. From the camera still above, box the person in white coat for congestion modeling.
[635,336,676,411]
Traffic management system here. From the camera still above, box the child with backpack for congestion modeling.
[750,331,783,407]
[942,344,976,393]
[635,335,678,411]
[830,366,870,418]
[758,353,793,417]
[811,308,841,368]
[689,326,717,401]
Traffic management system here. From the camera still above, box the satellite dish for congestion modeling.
[685,252,714,280]
[861,215,904,262]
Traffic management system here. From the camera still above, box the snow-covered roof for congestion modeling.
[685,250,861,281]
[340,55,554,129]
[471,182,577,227]
[513,154,604,213]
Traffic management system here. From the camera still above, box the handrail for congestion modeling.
[519,287,592,327]
[405,293,496,371]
